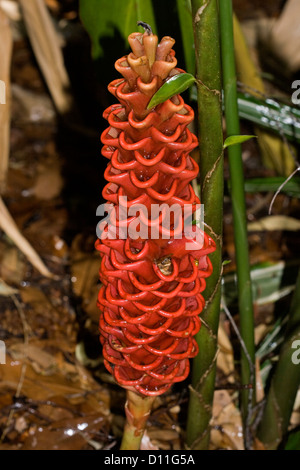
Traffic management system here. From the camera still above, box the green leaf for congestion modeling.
[285,430,300,450]
[222,259,232,266]
[79,0,157,60]
[223,260,300,310]
[242,177,300,198]
[223,134,256,149]
[190,88,300,145]
[237,91,300,144]
[147,73,195,109]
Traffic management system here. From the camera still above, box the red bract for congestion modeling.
[96,29,216,396]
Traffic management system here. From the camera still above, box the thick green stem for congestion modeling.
[120,390,155,450]
[258,269,300,449]
[186,0,223,450]
[219,0,256,441]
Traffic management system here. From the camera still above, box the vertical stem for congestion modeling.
[120,390,155,450]
[219,0,256,440]
[176,0,195,75]
[186,0,223,450]
[258,269,300,449]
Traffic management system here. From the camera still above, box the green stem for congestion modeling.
[120,390,155,450]
[219,0,256,443]
[186,0,223,450]
[176,0,195,75]
[258,269,300,449]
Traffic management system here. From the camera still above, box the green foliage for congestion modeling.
[147,73,195,109]
[285,430,300,450]
[238,92,300,144]
[223,134,256,149]
[243,177,300,197]
[79,0,157,59]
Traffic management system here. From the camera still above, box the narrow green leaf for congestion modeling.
[224,260,300,311]
[147,73,195,109]
[191,86,300,145]
[176,0,195,75]
[79,0,157,60]
[237,92,300,144]
[285,430,300,450]
[243,177,300,198]
[222,259,232,266]
[223,134,256,149]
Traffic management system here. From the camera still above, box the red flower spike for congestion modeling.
[96,28,216,397]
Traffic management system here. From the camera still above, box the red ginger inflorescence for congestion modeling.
[96,28,216,397]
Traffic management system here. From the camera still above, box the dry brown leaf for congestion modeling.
[290,389,300,428]
[140,430,160,450]
[0,341,110,412]
[252,437,266,450]
[11,84,56,124]
[19,0,73,115]
[254,323,269,346]
[0,196,54,278]
[0,6,12,189]
[146,396,182,450]
[147,425,181,450]
[70,235,101,321]
[248,216,300,232]
[20,285,51,305]
[0,244,26,284]
[234,14,296,177]
[0,279,18,296]
[210,390,244,450]
[10,343,57,374]
[255,357,265,402]
[15,416,27,434]
[0,1,21,21]
[71,254,100,298]
[217,322,235,382]
[32,162,63,200]
[263,0,300,75]
[22,414,108,450]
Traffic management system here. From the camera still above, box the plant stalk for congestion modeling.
[258,268,300,449]
[186,0,223,450]
[219,0,256,442]
[120,390,155,450]
[176,0,195,75]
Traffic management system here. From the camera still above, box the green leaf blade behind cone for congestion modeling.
[79,0,157,60]
[147,73,195,109]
